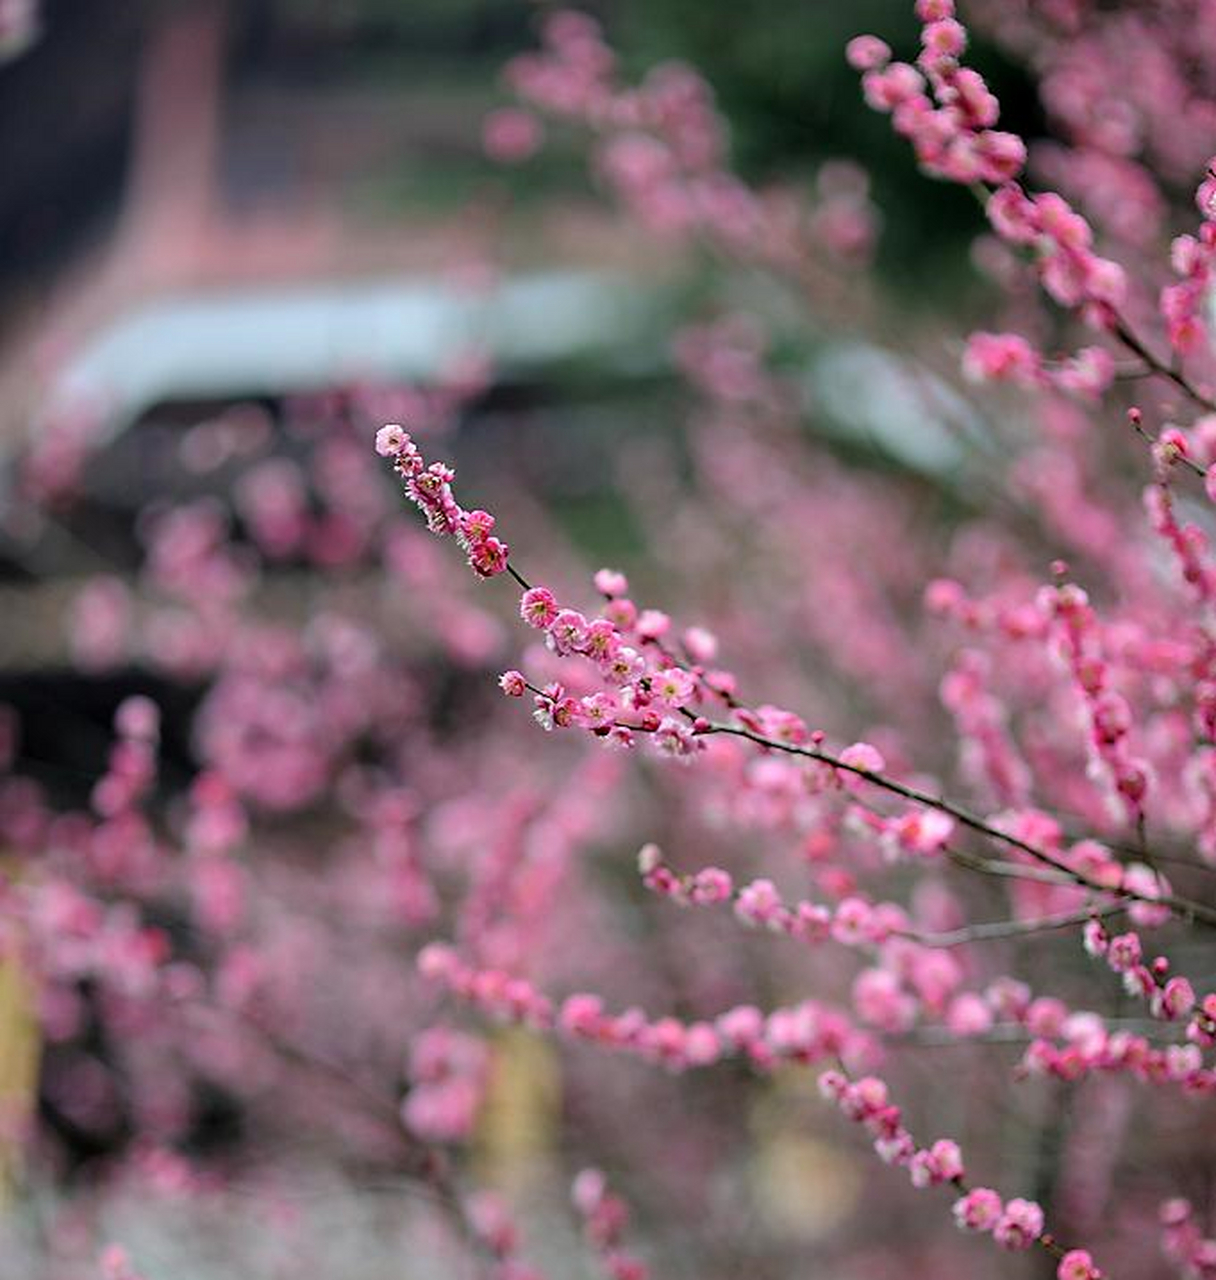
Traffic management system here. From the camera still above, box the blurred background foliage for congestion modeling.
[1,7,1183,1273]
[0,0,1030,900]
[0,0,1043,309]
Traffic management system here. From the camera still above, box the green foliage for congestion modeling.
[610,0,1042,300]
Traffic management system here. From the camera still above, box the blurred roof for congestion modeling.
[55,270,657,433]
[0,0,678,447]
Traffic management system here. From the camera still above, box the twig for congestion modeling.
[898,902,1128,949]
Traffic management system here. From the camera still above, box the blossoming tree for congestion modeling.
[6,2,1216,1278]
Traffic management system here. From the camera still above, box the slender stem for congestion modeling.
[698,721,1216,927]
[891,1016,1174,1048]
[505,562,533,592]
[967,181,1216,418]
[1128,407,1210,479]
[646,841,1125,950]
[521,666,1216,927]
[1112,318,1216,418]
[943,844,1078,885]
[235,1010,485,1266]
[899,902,1127,949]
[435,463,1216,927]
[829,1056,1079,1268]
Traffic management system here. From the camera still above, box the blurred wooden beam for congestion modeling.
[0,941,39,1207]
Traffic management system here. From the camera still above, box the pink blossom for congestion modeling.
[839,742,885,774]
[482,107,544,163]
[690,866,733,904]
[963,332,1041,386]
[499,670,527,697]
[993,1198,1044,1249]
[853,967,916,1032]
[374,423,408,456]
[1057,1249,1103,1280]
[953,1187,1003,1232]
[946,992,993,1036]
[520,587,559,629]
[735,878,785,928]
[846,35,891,72]
[594,567,629,597]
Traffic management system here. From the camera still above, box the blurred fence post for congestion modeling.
[0,930,39,1207]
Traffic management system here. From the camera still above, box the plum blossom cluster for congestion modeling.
[93,695,160,821]
[980,185,1128,325]
[1019,1009,1216,1094]
[962,331,1116,400]
[8,875,171,1024]
[938,647,1033,807]
[848,3,1028,187]
[13,0,1216,1273]
[967,0,1216,191]
[2,371,608,1272]
[0,698,177,1041]
[817,1068,964,1185]
[422,907,1155,1279]
[1163,212,1216,357]
[374,406,1216,948]
[571,1169,649,1280]
[1056,1250,1106,1280]
[384,432,1178,951]
[1083,918,1216,1048]
[854,0,1191,441]
[927,564,1216,870]
[816,1068,1095,1269]
[634,845,1163,1054]
[1142,431,1216,603]
[499,11,877,267]
[374,433,725,760]
[1161,1198,1216,1280]
[505,550,1199,930]
[924,575,1048,641]
[401,1025,489,1144]
[464,1191,545,1280]
[510,586,707,760]
[1039,581,1151,823]
[417,941,874,1075]
[375,368,1216,1273]
[637,843,939,949]
[375,423,509,577]
[463,1180,648,1280]
[393,440,1213,937]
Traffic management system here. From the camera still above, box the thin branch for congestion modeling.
[899,902,1127,949]
[891,1016,1174,1049]
[699,720,1216,928]
[1112,318,1216,419]
[943,844,1076,885]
